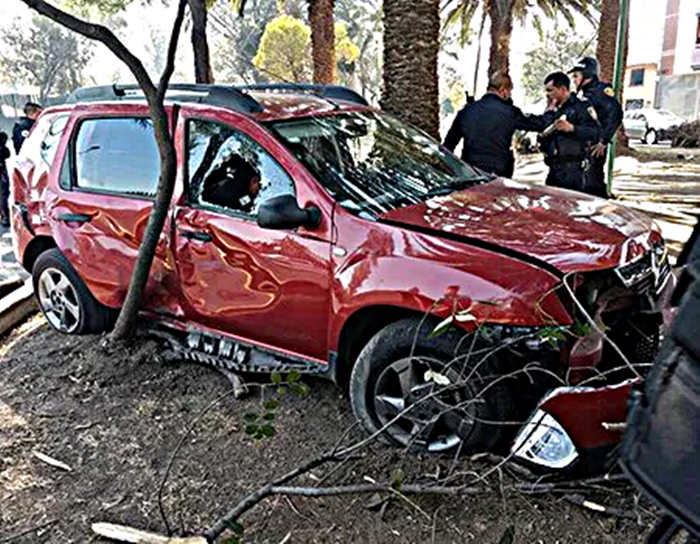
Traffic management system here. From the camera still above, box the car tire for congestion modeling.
[33,248,116,334]
[349,317,515,454]
[645,129,657,145]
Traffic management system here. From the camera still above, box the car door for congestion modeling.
[47,109,177,311]
[623,111,645,140]
[172,112,333,361]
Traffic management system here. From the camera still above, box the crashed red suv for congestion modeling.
[12,84,673,466]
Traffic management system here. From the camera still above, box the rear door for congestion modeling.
[47,107,177,311]
[172,110,334,361]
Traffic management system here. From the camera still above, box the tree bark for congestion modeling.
[308,0,336,84]
[19,0,188,341]
[189,0,213,84]
[487,0,513,79]
[381,0,440,139]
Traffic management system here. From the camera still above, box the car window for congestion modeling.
[74,117,159,196]
[187,118,295,217]
[40,115,69,167]
[269,111,484,218]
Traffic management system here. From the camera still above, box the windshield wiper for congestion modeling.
[425,176,491,197]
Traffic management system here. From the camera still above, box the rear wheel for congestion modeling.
[645,129,657,145]
[349,318,516,453]
[33,248,116,334]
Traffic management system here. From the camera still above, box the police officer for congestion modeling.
[12,102,42,154]
[201,153,261,213]
[538,72,600,193]
[443,72,548,178]
[569,57,622,198]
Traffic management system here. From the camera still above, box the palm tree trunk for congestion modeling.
[308,0,336,84]
[596,0,629,149]
[381,0,440,139]
[487,0,513,79]
[189,0,213,84]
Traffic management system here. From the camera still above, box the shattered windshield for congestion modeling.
[268,111,487,218]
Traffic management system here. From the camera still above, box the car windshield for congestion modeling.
[268,111,488,218]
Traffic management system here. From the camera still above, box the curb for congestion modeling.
[0,279,38,337]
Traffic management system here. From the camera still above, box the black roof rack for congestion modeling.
[64,84,264,113]
[239,83,369,106]
[63,83,370,112]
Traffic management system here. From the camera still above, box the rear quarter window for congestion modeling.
[74,117,159,196]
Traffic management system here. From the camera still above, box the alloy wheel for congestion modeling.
[37,267,81,333]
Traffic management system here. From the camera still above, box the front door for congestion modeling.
[173,115,332,361]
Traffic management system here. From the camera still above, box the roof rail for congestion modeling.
[238,83,369,106]
[64,84,264,113]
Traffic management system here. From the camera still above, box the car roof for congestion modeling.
[57,83,372,122]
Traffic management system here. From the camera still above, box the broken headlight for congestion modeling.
[511,410,578,470]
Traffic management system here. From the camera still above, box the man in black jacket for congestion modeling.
[569,57,623,198]
[443,73,548,178]
[12,102,42,154]
[538,72,600,194]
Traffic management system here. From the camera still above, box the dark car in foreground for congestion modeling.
[11,84,674,465]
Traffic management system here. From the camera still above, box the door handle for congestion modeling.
[58,212,92,223]
[180,230,212,242]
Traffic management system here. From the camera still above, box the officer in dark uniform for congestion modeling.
[569,57,622,198]
[12,102,42,154]
[538,72,600,193]
[201,153,261,213]
[443,72,549,178]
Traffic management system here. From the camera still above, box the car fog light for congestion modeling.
[511,410,578,469]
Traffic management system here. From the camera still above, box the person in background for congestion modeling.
[538,72,600,194]
[12,102,42,154]
[0,132,11,227]
[569,57,622,198]
[443,72,549,178]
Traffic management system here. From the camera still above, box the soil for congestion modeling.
[1,315,658,543]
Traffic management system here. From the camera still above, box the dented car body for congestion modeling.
[11,84,673,466]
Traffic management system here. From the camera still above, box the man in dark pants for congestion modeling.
[443,73,548,178]
[12,102,42,154]
[569,57,622,198]
[538,72,600,193]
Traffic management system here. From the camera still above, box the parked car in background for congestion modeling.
[11,84,674,463]
[623,108,683,145]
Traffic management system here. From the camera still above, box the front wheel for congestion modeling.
[33,248,116,334]
[349,318,515,453]
[645,129,657,145]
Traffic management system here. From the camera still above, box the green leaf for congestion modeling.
[290,383,310,397]
[429,315,454,338]
[277,386,288,397]
[287,370,301,384]
[243,412,259,423]
[263,399,279,411]
[223,520,245,536]
[271,372,283,385]
[391,468,404,489]
[261,424,276,438]
[263,412,275,421]
[498,524,515,544]
[245,424,259,436]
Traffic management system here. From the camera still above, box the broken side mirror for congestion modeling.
[257,194,321,230]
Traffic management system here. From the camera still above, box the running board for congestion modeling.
[144,321,329,376]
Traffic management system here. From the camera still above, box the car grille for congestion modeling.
[615,241,671,295]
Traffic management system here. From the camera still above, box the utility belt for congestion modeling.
[543,155,584,166]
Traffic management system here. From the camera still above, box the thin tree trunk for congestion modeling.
[473,8,487,96]
[308,0,336,84]
[487,0,513,79]
[189,0,213,84]
[20,0,188,341]
[381,0,440,139]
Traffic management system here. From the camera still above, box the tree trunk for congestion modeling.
[596,0,629,149]
[189,0,213,84]
[308,0,336,84]
[20,0,188,341]
[381,0,440,139]
[487,0,513,79]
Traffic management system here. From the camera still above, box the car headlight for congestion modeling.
[511,410,578,469]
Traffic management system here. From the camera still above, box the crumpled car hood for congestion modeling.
[380,178,660,273]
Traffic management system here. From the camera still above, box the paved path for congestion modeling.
[0,224,28,285]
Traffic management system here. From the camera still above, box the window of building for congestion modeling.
[74,117,159,196]
[630,68,645,87]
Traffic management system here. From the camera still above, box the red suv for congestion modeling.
[11,84,673,459]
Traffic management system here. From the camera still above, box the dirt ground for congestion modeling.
[0,314,662,544]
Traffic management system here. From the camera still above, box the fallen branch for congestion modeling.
[514,473,628,494]
[269,483,485,497]
[32,450,72,472]
[562,493,637,520]
[91,523,206,543]
[0,519,57,543]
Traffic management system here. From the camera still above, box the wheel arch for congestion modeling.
[22,236,57,273]
[334,305,437,388]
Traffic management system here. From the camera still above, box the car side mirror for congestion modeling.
[257,194,321,230]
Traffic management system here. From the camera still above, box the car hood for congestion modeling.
[380,178,659,274]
